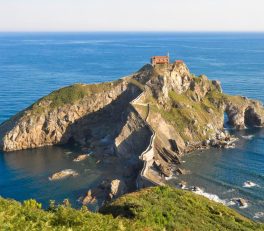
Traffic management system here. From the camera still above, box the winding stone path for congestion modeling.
[131,93,164,188]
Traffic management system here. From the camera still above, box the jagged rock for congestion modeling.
[235,198,248,207]
[81,179,127,206]
[225,98,264,130]
[1,62,264,154]
[109,179,127,199]
[176,168,190,175]
[114,110,152,158]
[82,190,97,205]
[178,181,187,189]
[1,61,264,193]
[202,140,210,146]
[0,80,138,152]
[73,154,89,162]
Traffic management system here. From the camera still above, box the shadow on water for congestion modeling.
[0,145,103,208]
[0,144,135,208]
[0,84,145,208]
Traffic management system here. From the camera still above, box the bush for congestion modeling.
[0,187,263,231]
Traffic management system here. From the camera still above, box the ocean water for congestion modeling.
[0,33,264,219]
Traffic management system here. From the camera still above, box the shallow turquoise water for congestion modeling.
[0,33,263,218]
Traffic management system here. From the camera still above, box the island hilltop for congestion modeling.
[1,55,264,195]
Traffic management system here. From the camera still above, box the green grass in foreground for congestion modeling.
[0,186,262,231]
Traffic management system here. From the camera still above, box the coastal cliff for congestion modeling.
[1,62,264,190]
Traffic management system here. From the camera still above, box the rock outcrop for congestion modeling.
[225,96,264,129]
[1,62,264,189]
[81,179,127,207]
[49,169,78,181]
[0,80,140,151]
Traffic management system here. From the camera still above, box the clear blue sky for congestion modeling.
[0,0,263,32]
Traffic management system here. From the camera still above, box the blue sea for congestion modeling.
[0,32,264,220]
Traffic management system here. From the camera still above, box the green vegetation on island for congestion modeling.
[30,80,123,114]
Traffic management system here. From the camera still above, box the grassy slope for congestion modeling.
[143,73,254,143]
[0,186,262,231]
[148,88,224,142]
[29,80,123,115]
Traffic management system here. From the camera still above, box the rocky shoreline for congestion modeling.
[1,61,264,207]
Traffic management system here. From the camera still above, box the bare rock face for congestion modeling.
[81,179,127,206]
[1,62,264,157]
[148,112,186,154]
[109,179,127,199]
[147,62,192,104]
[114,109,152,159]
[1,61,264,195]
[82,189,97,205]
[225,97,264,129]
[0,81,135,151]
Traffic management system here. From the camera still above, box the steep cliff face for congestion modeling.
[126,62,264,179]
[139,63,264,150]
[225,96,264,129]
[0,80,141,151]
[1,62,264,156]
[139,63,223,152]
[114,108,152,159]
[1,62,264,192]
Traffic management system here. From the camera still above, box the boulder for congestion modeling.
[81,179,127,206]
[235,198,248,207]
[73,154,90,162]
[82,190,97,205]
[178,181,187,189]
[49,169,78,181]
[109,179,127,199]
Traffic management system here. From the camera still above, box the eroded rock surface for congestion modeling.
[81,179,127,207]
[1,62,264,190]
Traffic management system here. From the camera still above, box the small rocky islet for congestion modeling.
[1,59,264,215]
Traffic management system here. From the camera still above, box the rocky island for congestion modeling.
[1,60,264,205]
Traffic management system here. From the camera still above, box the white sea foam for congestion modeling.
[222,188,236,195]
[165,175,177,181]
[192,187,226,205]
[239,203,248,209]
[243,181,259,188]
[226,201,236,206]
[225,145,236,149]
[253,212,264,219]
[242,135,254,140]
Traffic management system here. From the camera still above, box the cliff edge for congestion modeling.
[1,62,264,189]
